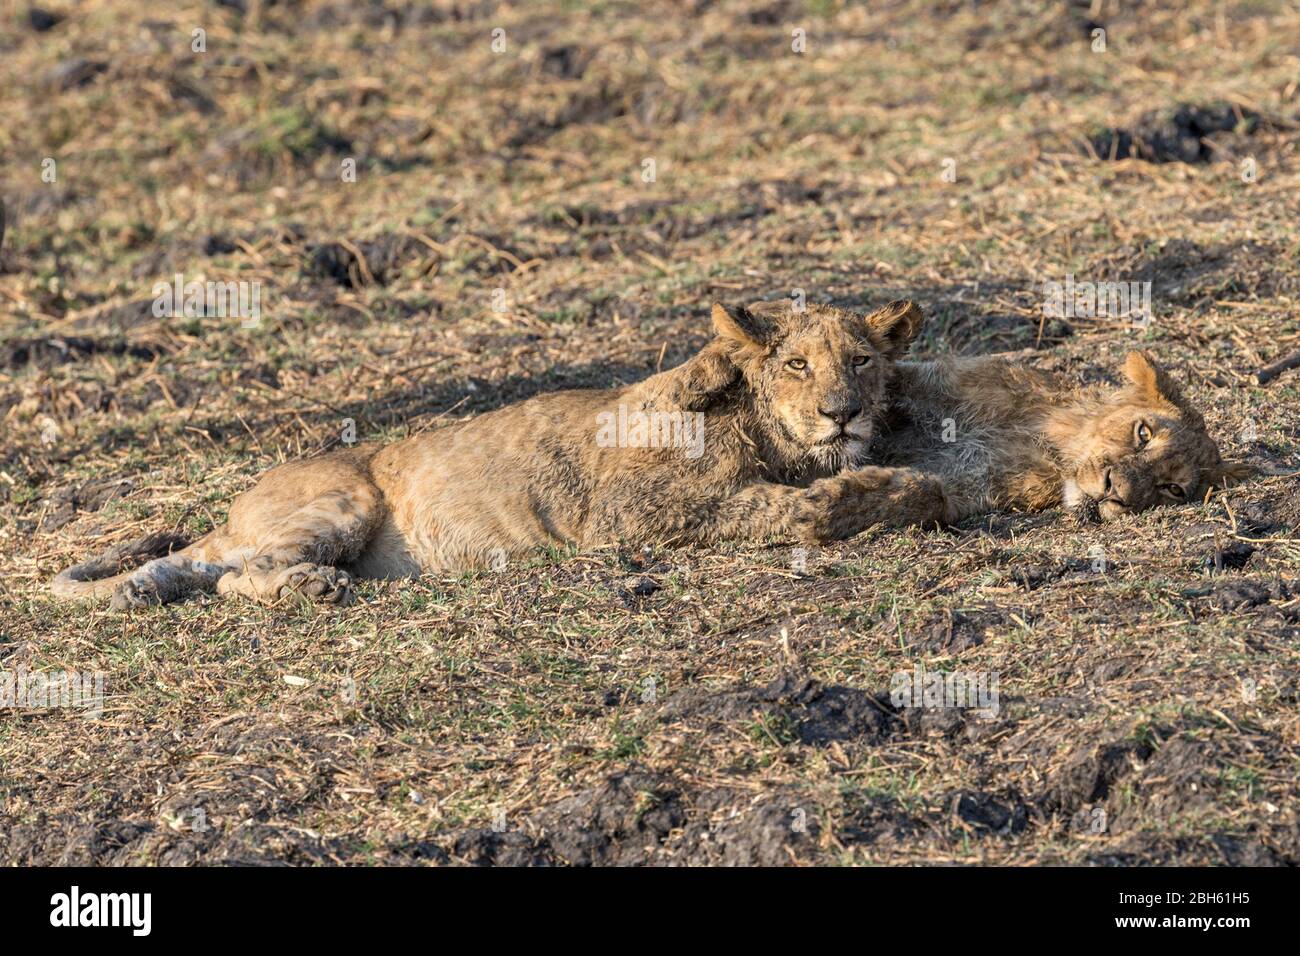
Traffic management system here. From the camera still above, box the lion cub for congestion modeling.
[53,300,950,609]
[873,349,1249,522]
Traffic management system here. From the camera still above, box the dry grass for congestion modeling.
[0,0,1298,865]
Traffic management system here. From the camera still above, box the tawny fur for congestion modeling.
[52,300,950,610]
[873,349,1250,522]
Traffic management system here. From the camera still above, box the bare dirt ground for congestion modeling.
[1,0,1297,866]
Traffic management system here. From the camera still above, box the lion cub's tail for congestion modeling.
[50,531,193,601]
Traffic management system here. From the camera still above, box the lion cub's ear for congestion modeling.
[1123,350,1186,405]
[863,300,924,359]
[1211,460,1256,487]
[711,303,772,353]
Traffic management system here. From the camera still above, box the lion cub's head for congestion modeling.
[1058,350,1250,521]
[711,299,923,471]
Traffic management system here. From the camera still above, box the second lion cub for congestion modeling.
[874,349,1249,521]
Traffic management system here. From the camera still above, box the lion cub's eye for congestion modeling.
[851,355,871,368]
[786,358,807,371]
[1160,483,1187,500]
[1135,421,1153,448]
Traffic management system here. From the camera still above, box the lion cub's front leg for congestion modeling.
[708,467,952,545]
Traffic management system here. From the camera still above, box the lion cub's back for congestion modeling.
[877,356,1059,512]
[362,387,620,570]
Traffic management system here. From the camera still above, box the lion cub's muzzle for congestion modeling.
[813,402,871,445]
[818,401,864,428]
[1079,460,1164,521]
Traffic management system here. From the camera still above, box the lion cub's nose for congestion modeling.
[1102,468,1131,506]
[819,403,861,426]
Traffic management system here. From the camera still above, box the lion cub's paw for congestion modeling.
[1065,497,1102,527]
[846,467,951,528]
[841,465,906,491]
[274,564,355,606]
[888,469,953,528]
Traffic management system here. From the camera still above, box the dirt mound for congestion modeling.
[912,607,1009,653]
[949,790,1030,835]
[1040,736,1154,819]
[658,671,894,748]
[2,334,162,371]
[1088,103,1267,163]
[405,770,821,867]
[407,765,1039,866]
[39,476,136,532]
[1186,578,1293,615]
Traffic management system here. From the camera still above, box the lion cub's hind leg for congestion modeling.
[214,473,384,607]
[217,557,356,606]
